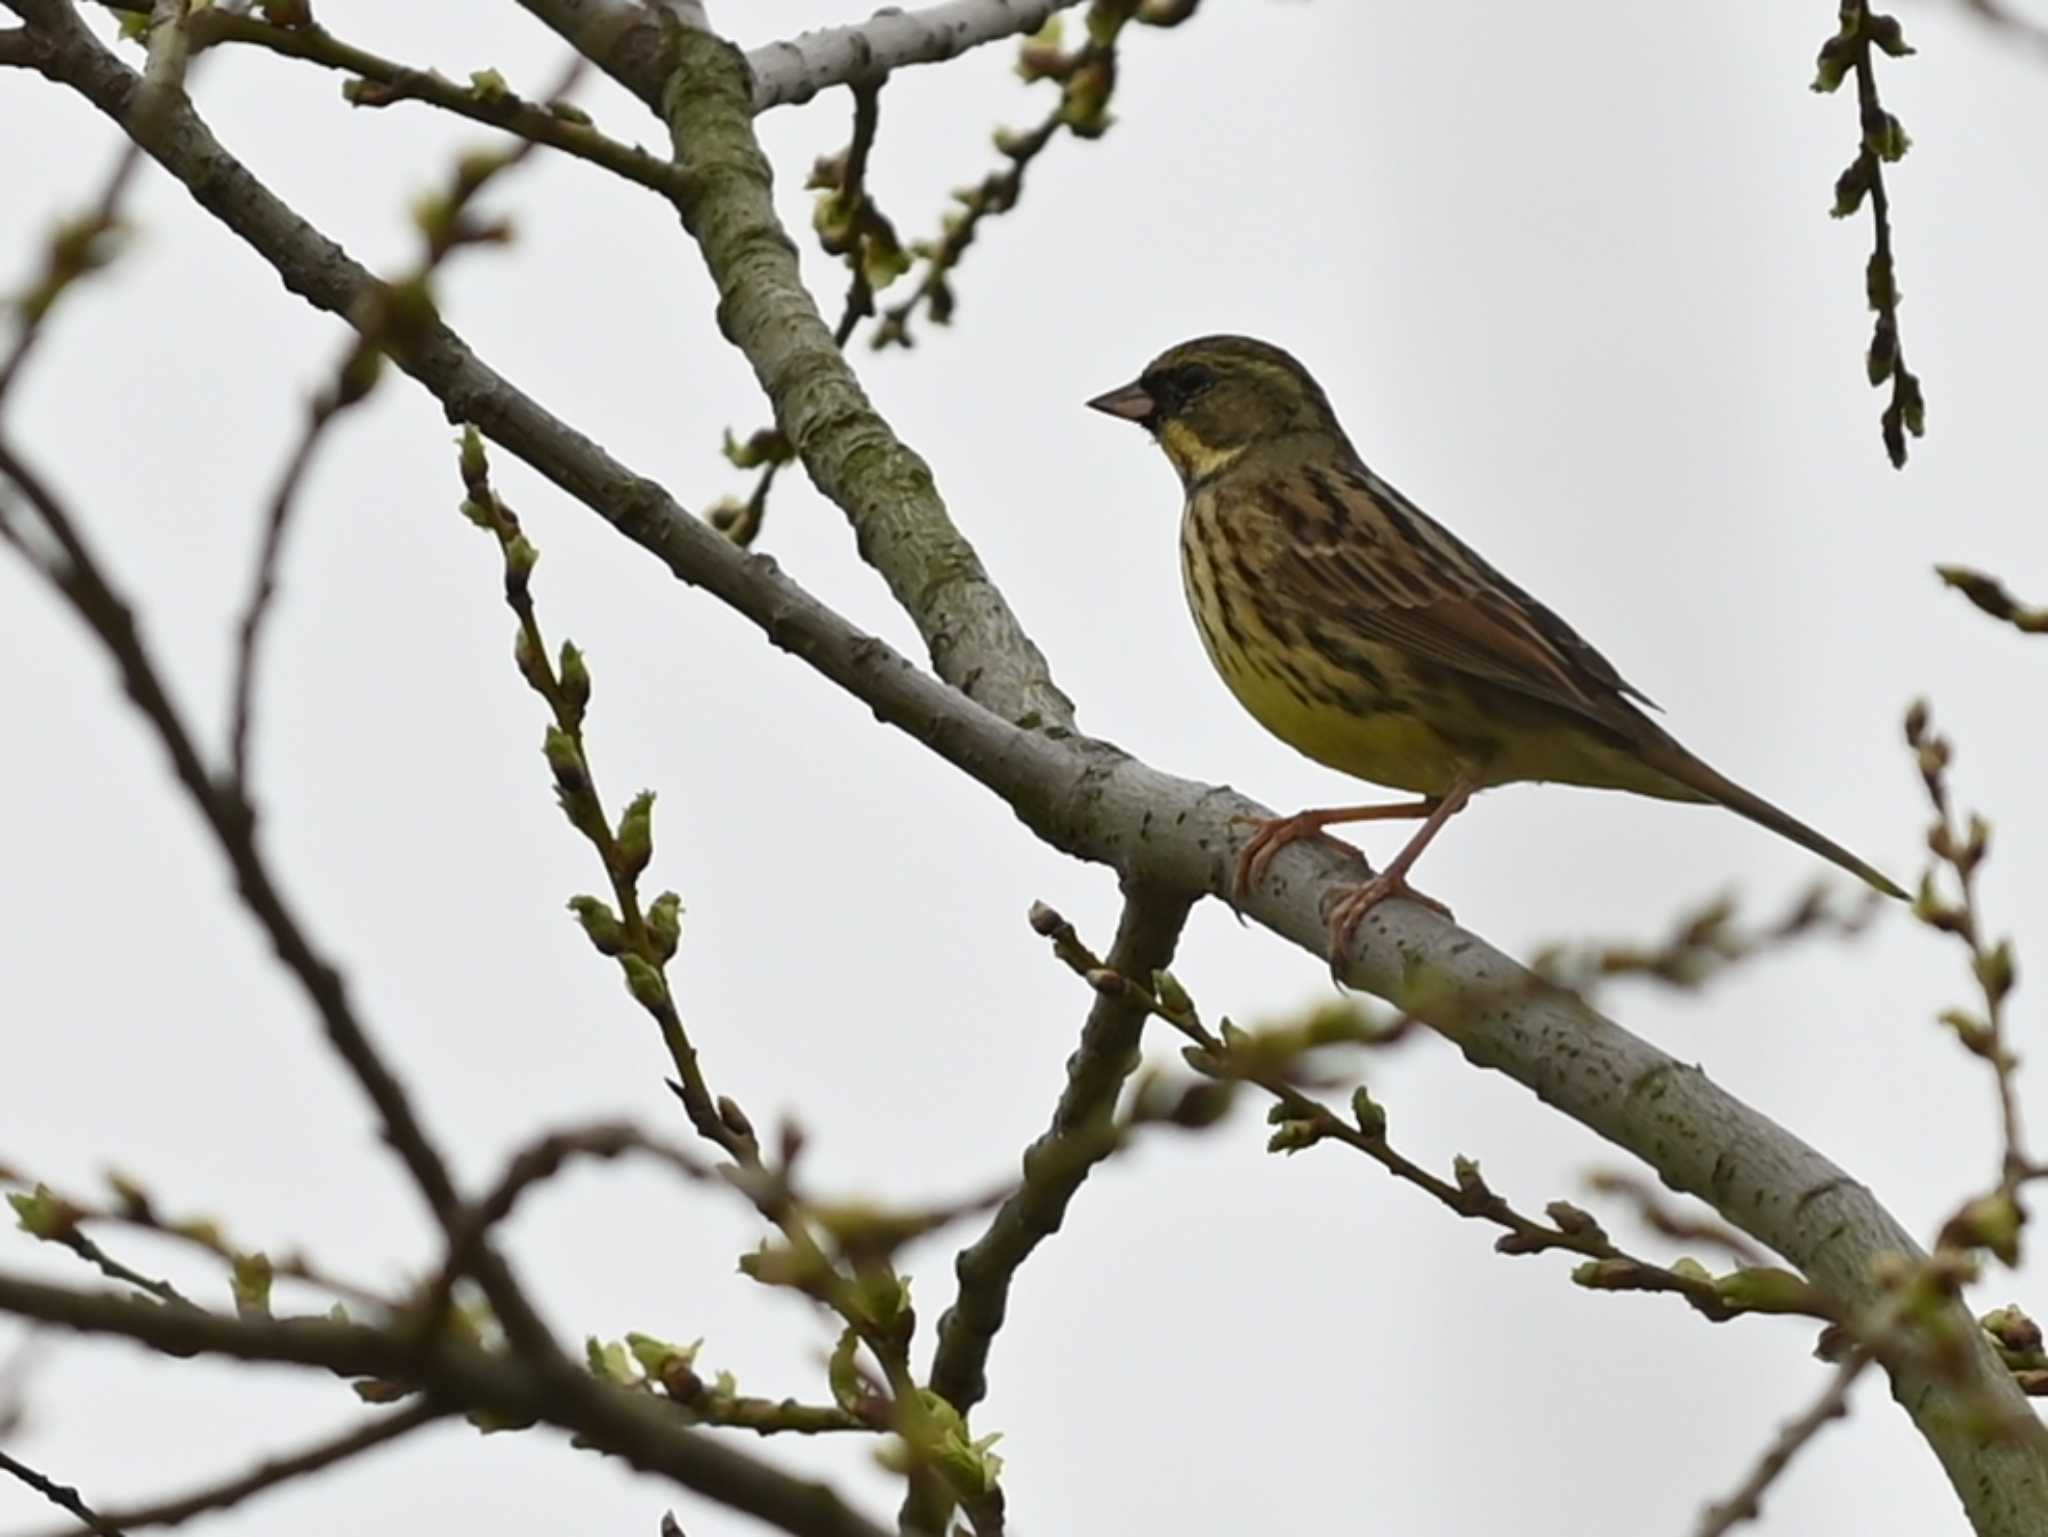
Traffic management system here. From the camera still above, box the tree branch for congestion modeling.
[1696,1350,1872,1537]
[928,884,1192,1418]
[0,427,557,1368]
[0,1448,123,1537]
[167,9,695,202]
[14,9,2048,1529]
[746,0,1083,111]
[659,26,1075,728]
[0,1270,893,1537]
[509,2,1076,729]
[11,1400,443,1537]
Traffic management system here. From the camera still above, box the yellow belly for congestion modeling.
[1217,652,1471,793]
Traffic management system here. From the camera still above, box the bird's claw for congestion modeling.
[1323,871,1453,978]
[1228,811,1354,917]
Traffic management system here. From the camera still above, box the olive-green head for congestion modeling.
[1087,335,1345,485]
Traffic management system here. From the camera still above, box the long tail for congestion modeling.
[1637,740,1909,901]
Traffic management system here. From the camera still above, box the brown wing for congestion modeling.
[1263,458,1659,730]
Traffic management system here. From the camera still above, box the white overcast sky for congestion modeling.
[4,3,2048,1534]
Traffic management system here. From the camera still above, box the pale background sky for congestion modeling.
[4,2,2047,1533]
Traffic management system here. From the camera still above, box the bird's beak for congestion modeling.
[1086,380,1155,424]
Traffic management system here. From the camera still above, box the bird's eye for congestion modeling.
[1146,364,1217,414]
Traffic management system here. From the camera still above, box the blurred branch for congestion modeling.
[0,26,45,67]
[1696,1350,1872,1537]
[928,885,1193,1419]
[11,1400,443,1537]
[0,137,140,410]
[134,7,700,201]
[421,1120,715,1329]
[17,8,2048,1525]
[1938,566,2048,635]
[0,424,552,1362]
[6,1180,191,1306]
[0,1269,895,1537]
[747,0,1083,110]
[1813,0,1925,467]
[0,1448,123,1537]
[1027,903,1831,1327]
[875,3,1204,350]
[1906,702,2028,1193]
[1530,883,1878,992]
[4,1169,392,1313]
[1585,1171,1770,1269]
[1950,0,2048,56]
[230,108,557,792]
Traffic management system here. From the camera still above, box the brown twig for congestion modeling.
[1026,903,1832,1327]
[454,432,754,1171]
[1936,566,2048,636]
[416,1121,714,1332]
[1813,0,1924,467]
[0,1448,125,1537]
[0,1268,894,1537]
[5,1170,394,1314]
[1694,1349,1872,1536]
[226,61,573,792]
[874,1,1202,349]
[77,4,693,199]
[11,1401,443,1537]
[0,434,552,1361]
[454,436,981,1525]
[1585,1171,1770,1269]
[0,138,142,410]
[1906,703,2026,1191]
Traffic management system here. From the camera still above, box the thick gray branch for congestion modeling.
[14,8,2048,1532]
[746,0,1083,111]
[508,2,1077,730]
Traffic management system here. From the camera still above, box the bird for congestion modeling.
[1086,334,1905,959]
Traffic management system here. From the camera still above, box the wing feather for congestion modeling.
[1266,461,1660,729]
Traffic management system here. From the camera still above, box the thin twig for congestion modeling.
[225,57,574,793]
[1028,903,1835,1327]
[0,1448,125,1537]
[1585,1171,1770,1269]
[1814,1,1924,467]
[1695,1350,1872,1536]
[417,1121,713,1330]
[0,1268,895,1537]
[11,1401,442,1537]
[4,1169,394,1313]
[0,434,551,1361]
[874,2,1204,349]
[0,139,143,410]
[168,9,695,200]
[1936,566,2048,636]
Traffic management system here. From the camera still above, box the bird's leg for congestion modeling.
[1232,798,1439,909]
[1324,775,1478,967]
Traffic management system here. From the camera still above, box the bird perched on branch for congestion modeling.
[1087,334,1904,960]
